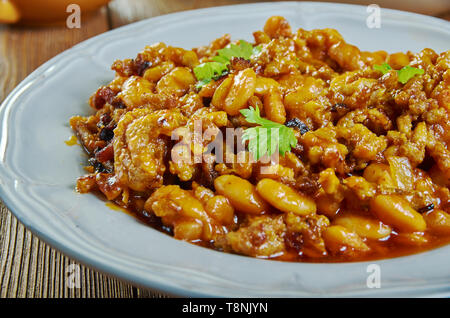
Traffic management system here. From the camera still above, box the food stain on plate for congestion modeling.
[105,202,134,217]
[65,135,79,146]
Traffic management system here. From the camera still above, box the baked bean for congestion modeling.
[211,77,232,108]
[315,191,341,218]
[117,76,154,108]
[263,16,292,38]
[318,168,340,194]
[143,61,175,82]
[180,50,199,68]
[214,175,268,214]
[247,95,264,114]
[333,214,391,240]
[174,220,203,240]
[256,178,316,216]
[146,185,219,241]
[205,195,235,225]
[424,210,450,235]
[363,163,394,187]
[156,67,196,96]
[370,195,426,232]
[255,76,280,96]
[323,225,370,254]
[212,69,256,116]
[253,30,271,44]
[394,232,429,246]
[263,88,286,124]
[387,52,410,69]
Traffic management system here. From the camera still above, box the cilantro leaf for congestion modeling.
[373,63,392,74]
[193,62,228,88]
[193,40,261,89]
[397,65,425,84]
[373,63,424,84]
[213,40,261,64]
[240,107,297,160]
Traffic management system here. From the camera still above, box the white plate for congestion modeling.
[1,2,449,297]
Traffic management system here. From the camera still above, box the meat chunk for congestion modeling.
[226,215,286,258]
[285,213,330,258]
[113,108,186,191]
[145,185,232,241]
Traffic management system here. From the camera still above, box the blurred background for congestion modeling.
[1,0,450,25]
[107,0,450,23]
[0,0,449,298]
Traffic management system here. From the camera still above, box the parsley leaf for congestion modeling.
[213,41,261,64]
[397,65,425,84]
[240,107,297,160]
[193,40,261,89]
[193,62,228,89]
[373,63,424,84]
[373,63,392,74]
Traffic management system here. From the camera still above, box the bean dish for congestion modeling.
[70,16,450,262]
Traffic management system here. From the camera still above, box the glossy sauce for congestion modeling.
[107,195,450,263]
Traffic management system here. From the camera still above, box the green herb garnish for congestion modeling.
[212,40,261,64]
[373,63,392,74]
[373,63,425,84]
[193,62,228,89]
[193,40,261,89]
[397,65,425,84]
[240,107,297,160]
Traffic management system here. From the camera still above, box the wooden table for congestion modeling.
[1,0,449,298]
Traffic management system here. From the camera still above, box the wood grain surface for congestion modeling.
[0,0,449,298]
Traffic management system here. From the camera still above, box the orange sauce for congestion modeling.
[105,202,135,217]
[102,194,450,263]
[273,235,450,263]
